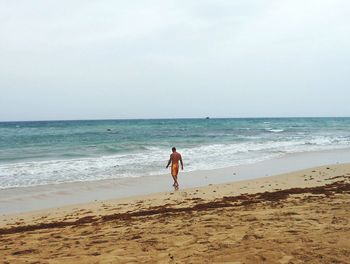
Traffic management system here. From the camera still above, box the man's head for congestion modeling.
[172,147,176,152]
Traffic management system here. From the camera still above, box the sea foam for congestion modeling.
[0,136,349,189]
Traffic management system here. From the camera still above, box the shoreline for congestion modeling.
[2,162,350,223]
[0,162,349,263]
[1,160,350,223]
[1,147,350,215]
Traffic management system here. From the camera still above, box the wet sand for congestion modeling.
[0,163,350,263]
[2,147,350,215]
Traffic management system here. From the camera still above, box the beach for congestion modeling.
[1,119,350,263]
[1,162,349,263]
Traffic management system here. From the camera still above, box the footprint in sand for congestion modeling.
[279,255,293,264]
[12,249,39,255]
[181,192,188,197]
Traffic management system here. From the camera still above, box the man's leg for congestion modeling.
[173,174,178,187]
[171,175,178,186]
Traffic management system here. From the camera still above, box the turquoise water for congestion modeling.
[0,118,349,189]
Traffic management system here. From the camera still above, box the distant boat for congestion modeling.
[205,117,210,119]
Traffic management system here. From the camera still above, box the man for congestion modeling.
[166,147,184,188]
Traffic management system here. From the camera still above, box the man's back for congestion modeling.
[171,152,182,164]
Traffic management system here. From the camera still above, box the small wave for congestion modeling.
[144,146,162,151]
[61,153,89,158]
[265,129,284,133]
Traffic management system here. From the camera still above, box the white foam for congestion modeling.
[266,129,284,133]
[0,136,349,189]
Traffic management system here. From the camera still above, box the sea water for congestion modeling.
[0,118,349,189]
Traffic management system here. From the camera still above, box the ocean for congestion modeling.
[0,118,349,189]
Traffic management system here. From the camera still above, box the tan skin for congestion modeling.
[166,148,183,188]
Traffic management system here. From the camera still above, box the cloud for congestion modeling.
[0,0,349,120]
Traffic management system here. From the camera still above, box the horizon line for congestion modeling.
[1,116,350,123]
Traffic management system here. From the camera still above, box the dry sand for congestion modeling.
[0,163,350,263]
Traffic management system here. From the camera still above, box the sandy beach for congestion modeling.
[0,163,349,263]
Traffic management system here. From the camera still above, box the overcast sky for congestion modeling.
[1,0,349,121]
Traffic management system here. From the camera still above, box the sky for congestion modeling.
[0,0,350,121]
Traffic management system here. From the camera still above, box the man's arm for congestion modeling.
[180,156,184,170]
[166,155,172,168]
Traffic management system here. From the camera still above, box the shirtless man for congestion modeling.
[166,147,184,188]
